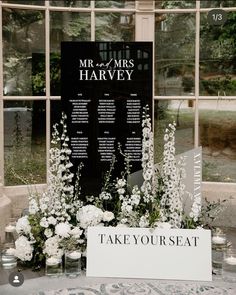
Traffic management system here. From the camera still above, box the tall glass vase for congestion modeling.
[45,256,63,277]
[65,250,81,278]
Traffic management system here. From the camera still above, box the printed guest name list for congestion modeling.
[61,42,152,194]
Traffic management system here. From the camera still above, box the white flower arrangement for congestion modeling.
[14,107,220,269]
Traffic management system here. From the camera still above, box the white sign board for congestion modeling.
[176,147,202,214]
[87,227,212,281]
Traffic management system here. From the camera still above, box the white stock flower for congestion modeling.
[139,215,149,227]
[99,191,112,200]
[116,179,126,188]
[29,198,39,214]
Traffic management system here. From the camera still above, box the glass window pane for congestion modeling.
[199,100,236,183]
[3,9,45,96]
[2,1,45,5]
[4,100,46,186]
[50,11,91,96]
[154,99,195,163]
[95,13,135,41]
[200,12,236,96]
[155,13,195,96]
[201,1,236,8]
[95,1,135,8]
[50,1,90,7]
[155,1,196,9]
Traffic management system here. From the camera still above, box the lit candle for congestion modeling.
[68,251,81,260]
[225,256,236,265]
[46,257,60,266]
[212,235,226,245]
[5,224,16,232]
[6,248,16,255]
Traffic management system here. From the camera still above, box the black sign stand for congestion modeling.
[61,41,152,195]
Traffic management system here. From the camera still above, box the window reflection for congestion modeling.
[155,1,196,9]
[4,101,46,186]
[154,100,194,163]
[155,13,195,96]
[2,1,45,5]
[50,12,91,96]
[200,12,236,96]
[95,1,135,9]
[95,13,135,41]
[199,100,236,182]
[201,1,236,8]
[50,0,90,7]
[3,9,45,96]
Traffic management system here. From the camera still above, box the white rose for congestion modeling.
[103,211,115,222]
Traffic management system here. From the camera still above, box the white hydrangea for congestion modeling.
[76,205,104,229]
[55,222,71,238]
[43,236,63,258]
[47,216,57,225]
[15,216,31,235]
[15,236,33,261]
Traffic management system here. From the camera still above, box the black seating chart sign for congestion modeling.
[61,42,152,195]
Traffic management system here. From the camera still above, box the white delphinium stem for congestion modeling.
[141,106,154,203]
[189,192,201,222]
[159,122,185,228]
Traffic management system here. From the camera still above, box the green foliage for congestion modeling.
[183,197,228,229]
[201,76,236,96]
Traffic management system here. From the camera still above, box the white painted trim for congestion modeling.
[135,12,154,41]
[91,0,95,41]
[45,1,50,184]
[194,1,200,148]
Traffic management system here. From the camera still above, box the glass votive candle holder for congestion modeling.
[45,256,63,277]
[65,250,81,278]
[222,249,236,283]
[212,232,227,275]
[1,244,17,269]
